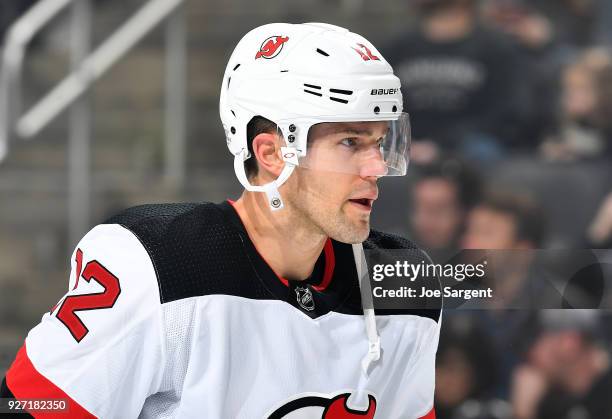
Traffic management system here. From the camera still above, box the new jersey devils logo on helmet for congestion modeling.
[267,392,377,418]
[255,36,289,59]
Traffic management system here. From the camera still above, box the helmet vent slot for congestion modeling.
[330,97,349,104]
[232,63,241,71]
[304,83,321,90]
[316,48,330,57]
[329,88,352,95]
[304,89,323,97]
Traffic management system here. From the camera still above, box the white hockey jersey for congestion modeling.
[2,201,441,418]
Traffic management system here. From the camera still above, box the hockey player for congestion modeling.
[1,23,440,418]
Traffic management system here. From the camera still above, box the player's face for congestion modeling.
[462,207,518,250]
[284,121,388,243]
[412,178,463,249]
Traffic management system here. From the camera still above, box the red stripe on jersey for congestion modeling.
[72,248,84,290]
[6,344,96,418]
[418,407,436,419]
[312,238,335,291]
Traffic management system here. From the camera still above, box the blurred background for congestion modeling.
[1,0,611,417]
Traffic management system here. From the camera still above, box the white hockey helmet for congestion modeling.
[220,22,410,210]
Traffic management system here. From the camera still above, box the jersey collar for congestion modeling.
[217,200,360,318]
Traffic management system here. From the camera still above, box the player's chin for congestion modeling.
[334,218,371,244]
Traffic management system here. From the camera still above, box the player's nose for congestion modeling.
[359,149,388,178]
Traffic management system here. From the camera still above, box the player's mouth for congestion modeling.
[348,193,377,211]
[348,198,373,211]
[347,188,378,212]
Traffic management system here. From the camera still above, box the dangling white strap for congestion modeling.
[233,148,297,211]
[352,243,381,376]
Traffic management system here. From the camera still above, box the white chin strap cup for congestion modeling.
[233,148,297,211]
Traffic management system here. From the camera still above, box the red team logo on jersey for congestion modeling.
[267,392,376,418]
[255,36,289,59]
[352,43,379,61]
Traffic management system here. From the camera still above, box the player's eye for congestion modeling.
[340,138,358,148]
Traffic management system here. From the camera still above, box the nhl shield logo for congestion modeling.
[295,286,315,311]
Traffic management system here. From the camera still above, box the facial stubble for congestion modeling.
[286,168,371,244]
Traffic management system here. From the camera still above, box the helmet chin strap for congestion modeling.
[352,243,381,376]
[233,148,298,211]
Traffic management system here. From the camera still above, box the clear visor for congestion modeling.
[277,112,411,177]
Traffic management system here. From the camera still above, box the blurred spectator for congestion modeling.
[482,0,554,51]
[480,0,559,144]
[512,310,612,419]
[598,0,612,45]
[461,192,549,397]
[460,190,552,311]
[530,0,601,49]
[435,315,503,419]
[383,0,527,160]
[460,190,603,311]
[540,48,612,161]
[588,191,612,247]
[462,191,545,251]
[410,158,481,252]
[584,191,612,337]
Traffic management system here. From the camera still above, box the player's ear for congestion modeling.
[251,132,284,180]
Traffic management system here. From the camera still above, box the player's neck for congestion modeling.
[232,192,327,281]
